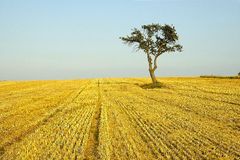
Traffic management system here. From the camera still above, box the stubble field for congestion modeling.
[0,77,240,160]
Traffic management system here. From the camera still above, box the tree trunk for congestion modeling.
[147,54,158,85]
[149,69,158,85]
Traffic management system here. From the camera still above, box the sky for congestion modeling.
[0,0,239,80]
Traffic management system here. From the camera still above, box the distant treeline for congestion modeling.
[200,75,240,79]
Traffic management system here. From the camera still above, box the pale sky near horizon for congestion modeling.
[0,0,239,80]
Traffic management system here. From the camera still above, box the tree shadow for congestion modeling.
[137,82,167,89]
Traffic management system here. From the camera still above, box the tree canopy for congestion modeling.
[120,23,183,84]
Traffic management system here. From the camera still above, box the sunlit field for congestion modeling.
[0,78,240,159]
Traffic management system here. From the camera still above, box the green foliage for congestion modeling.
[120,23,183,56]
[200,75,240,79]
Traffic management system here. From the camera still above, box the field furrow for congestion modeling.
[0,81,90,150]
[101,79,240,159]
[1,78,239,159]
[1,81,97,159]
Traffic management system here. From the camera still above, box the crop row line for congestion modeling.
[119,91,240,158]
[0,81,91,158]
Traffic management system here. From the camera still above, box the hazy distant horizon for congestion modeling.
[1,0,239,80]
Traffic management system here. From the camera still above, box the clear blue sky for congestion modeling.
[0,0,239,80]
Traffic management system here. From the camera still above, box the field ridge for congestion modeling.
[83,81,102,159]
[0,78,239,159]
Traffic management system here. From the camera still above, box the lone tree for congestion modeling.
[120,23,183,85]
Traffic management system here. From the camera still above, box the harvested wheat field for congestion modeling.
[0,77,240,160]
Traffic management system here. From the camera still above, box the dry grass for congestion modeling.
[0,77,240,159]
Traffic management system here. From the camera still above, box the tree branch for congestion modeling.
[147,53,153,70]
[153,54,160,71]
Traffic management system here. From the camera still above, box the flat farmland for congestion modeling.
[0,78,240,159]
